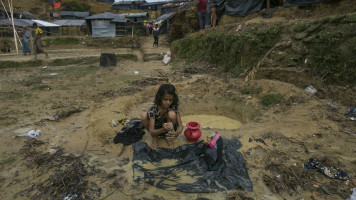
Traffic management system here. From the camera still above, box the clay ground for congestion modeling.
[0,33,355,200]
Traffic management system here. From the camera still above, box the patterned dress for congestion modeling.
[147,104,179,130]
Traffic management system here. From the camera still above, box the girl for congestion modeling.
[140,84,183,148]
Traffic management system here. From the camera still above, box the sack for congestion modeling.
[113,118,145,145]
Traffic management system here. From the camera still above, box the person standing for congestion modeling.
[210,4,217,27]
[198,0,207,29]
[21,27,31,56]
[32,22,48,59]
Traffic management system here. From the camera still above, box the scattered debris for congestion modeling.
[163,51,171,65]
[304,158,349,180]
[305,85,317,94]
[23,129,41,138]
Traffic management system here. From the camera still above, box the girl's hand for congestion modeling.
[166,131,177,138]
[163,123,171,131]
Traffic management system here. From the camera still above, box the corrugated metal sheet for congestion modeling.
[52,19,86,26]
[60,11,89,18]
[85,12,122,20]
[91,19,115,38]
[156,12,174,21]
[32,19,60,27]
[0,18,33,27]
[120,12,148,18]
[111,17,128,23]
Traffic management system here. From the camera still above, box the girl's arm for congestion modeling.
[148,117,169,136]
[175,112,183,136]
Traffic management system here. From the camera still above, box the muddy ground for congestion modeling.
[0,27,356,200]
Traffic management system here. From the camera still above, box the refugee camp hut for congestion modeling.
[32,19,60,36]
[0,18,33,37]
[161,0,189,14]
[85,12,128,38]
[112,1,141,11]
[18,11,36,19]
[59,11,89,19]
[111,16,130,36]
[52,19,87,36]
[0,10,6,20]
[140,2,166,11]
[96,0,115,4]
[155,12,175,34]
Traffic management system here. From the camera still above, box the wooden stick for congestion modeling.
[9,0,19,53]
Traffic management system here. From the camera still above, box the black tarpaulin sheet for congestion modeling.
[132,138,253,193]
[284,0,331,6]
[210,0,264,17]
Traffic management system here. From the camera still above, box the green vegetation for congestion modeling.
[62,0,90,12]
[0,60,43,69]
[0,157,16,165]
[172,14,356,85]
[49,57,98,66]
[117,54,138,61]
[172,27,281,76]
[43,37,80,46]
[143,53,163,61]
[241,86,262,95]
[0,156,16,170]
[261,93,283,107]
[58,65,97,78]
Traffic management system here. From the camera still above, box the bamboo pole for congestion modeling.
[9,0,18,53]
[0,0,22,51]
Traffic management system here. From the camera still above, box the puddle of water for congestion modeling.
[181,115,242,130]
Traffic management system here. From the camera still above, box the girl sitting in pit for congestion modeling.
[140,84,183,149]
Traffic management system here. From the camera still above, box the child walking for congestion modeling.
[140,84,183,149]
[152,24,159,47]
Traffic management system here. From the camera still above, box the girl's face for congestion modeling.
[161,93,174,109]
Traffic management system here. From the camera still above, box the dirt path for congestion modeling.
[0,35,355,200]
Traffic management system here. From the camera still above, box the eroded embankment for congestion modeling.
[171,14,356,106]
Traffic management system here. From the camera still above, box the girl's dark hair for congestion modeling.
[154,84,179,106]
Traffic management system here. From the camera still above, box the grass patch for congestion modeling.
[0,60,43,69]
[49,57,99,66]
[0,157,16,165]
[261,93,283,107]
[43,37,80,46]
[4,91,22,100]
[143,53,163,61]
[117,53,138,61]
[241,86,262,95]
[58,65,98,78]
[49,58,84,66]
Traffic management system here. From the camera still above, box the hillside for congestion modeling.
[12,0,113,19]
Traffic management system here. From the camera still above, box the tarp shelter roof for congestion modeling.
[52,19,86,26]
[19,11,36,19]
[32,19,60,27]
[119,12,148,18]
[284,0,330,6]
[141,1,166,6]
[112,1,135,5]
[60,11,89,18]
[0,18,33,27]
[111,16,129,23]
[156,12,174,21]
[85,12,122,20]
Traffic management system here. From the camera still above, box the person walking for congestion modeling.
[21,27,31,56]
[32,22,48,59]
[152,24,159,47]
